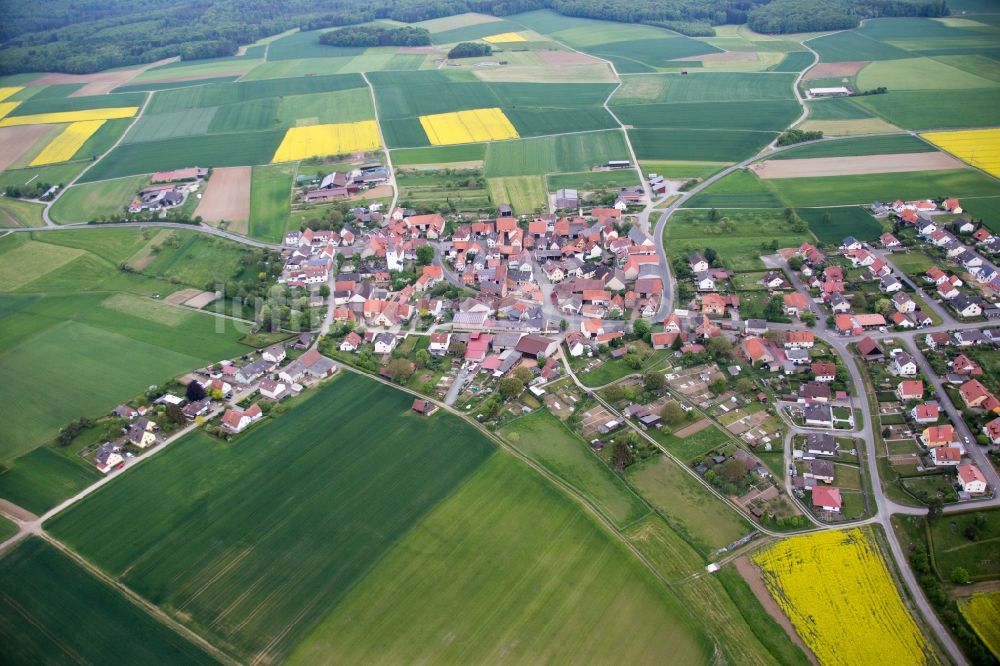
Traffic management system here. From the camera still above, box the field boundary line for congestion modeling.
[360,71,399,213]
[39,533,240,666]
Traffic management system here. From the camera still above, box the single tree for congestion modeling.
[661,402,687,426]
[950,566,971,585]
[416,244,435,265]
[612,440,634,471]
[644,371,665,391]
[186,380,206,402]
[498,376,523,400]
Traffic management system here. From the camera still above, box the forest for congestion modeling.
[319,25,431,47]
[0,0,951,75]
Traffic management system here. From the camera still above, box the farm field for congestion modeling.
[50,174,147,224]
[390,143,486,166]
[287,452,712,666]
[751,152,964,179]
[922,128,1000,178]
[194,166,252,230]
[29,119,105,165]
[652,422,733,461]
[0,445,100,515]
[629,128,775,162]
[769,134,932,159]
[613,72,797,104]
[47,373,497,664]
[625,456,751,557]
[395,170,490,210]
[547,169,641,191]
[753,528,932,665]
[484,130,630,177]
[0,538,218,665]
[272,121,380,162]
[486,175,546,214]
[248,163,295,242]
[960,592,1000,659]
[665,209,816,272]
[420,107,518,145]
[499,409,650,528]
[853,89,1000,131]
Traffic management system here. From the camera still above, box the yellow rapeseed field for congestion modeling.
[922,129,1000,179]
[0,86,22,103]
[753,529,932,666]
[419,107,518,145]
[0,107,138,127]
[483,32,527,43]
[0,101,19,121]
[30,120,106,166]
[960,591,1000,659]
[272,120,381,162]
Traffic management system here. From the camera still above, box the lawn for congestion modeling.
[48,373,497,664]
[486,175,547,214]
[796,206,883,243]
[626,456,751,556]
[484,130,630,177]
[50,174,148,224]
[665,209,815,272]
[0,197,45,227]
[499,408,650,528]
[928,508,1000,580]
[890,250,938,274]
[248,163,295,243]
[0,446,101,515]
[0,538,218,665]
[287,452,712,666]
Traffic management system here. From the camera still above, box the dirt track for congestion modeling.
[733,556,818,665]
[751,152,966,179]
[0,124,54,172]
[195,166,251,230]
[538,50,603,65]
[804,61,869,80]
[673,418,713,438]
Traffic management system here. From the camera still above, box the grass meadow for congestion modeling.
[0,197,45,227]
[287,452,712,666]
[0,538,218,664]
[664,209,816,272]
[626,456,751,556]
[50,174,147,224]
[48,373,496,664]
[499,408,650,528]
[853,89,1000,130]
[0,445,100,514]
[248,163,295,242]
[484,130,630,177]
[795,206,883,243]
[486,175,547,213]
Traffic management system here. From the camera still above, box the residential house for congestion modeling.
[983,417,1000,445]
[911,402,940,424]
[808,459,835,483]
[958,464,988,494]
[785,330,815,349]
[221,404,262,434]
[744,319,768,336]
[258,378,290,401]
[689,252,709,272]
[94,443,124,473]
[896,380,923,401]
[373,332,397,354]
[262,345,286,364]
[804,404,834,428]
[412,399,438,416]
[891,352,918,376]
[812,486,842,512]
[799,381,831,403]
[952,354,983,376]
[930,446,962,467]
[812,362,837,383]
[921,424,956,447]
[783,292,810,316]
[429,332,452,355]
[951,295,983,318]
[339,331,362,352]
[959,379,1000,411]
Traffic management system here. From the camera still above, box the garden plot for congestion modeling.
[576,403,620,438]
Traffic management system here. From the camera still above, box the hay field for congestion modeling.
[30,119,105,165]
[922,128,1000,178]
[272,120,380,161]
[420,107,518,145]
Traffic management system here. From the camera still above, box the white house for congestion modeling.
[373,332,397,354]
[958,464,988,494]
[221,404,262,434]
[262,345,286,364]
[429,332,451,354]
[94,443,123,473]
[891,352,918,376]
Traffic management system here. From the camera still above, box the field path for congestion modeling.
[361,71,399,214]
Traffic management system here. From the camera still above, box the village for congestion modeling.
[90,168,1000,532]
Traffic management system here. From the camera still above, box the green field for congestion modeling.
[145,73,366,114]
[0,446,100,515]
[484,130,630,176]
[626,456,751,556]
[248,163,295,243]
[499,409,650,528]
[71,117,134,160]
[769,134,932,159]
[121,108,218,144]
[0,197,45,227]
[48,374,496,663]
[7,92,147,117]
[889,250,938,274]
[79,129,286,182]
[0,515,15,541]
[771,51,815,72]
[112,76,242,93]
[616,100,801,132]
[0,162,88,193]
[856,56,997,90]
[50,175,148,224]
[287,452,712,665]
[613,72,797,104]
[640,160,729,179]
[653,422,733,461]
[486,175,547,214]
[796,206,883,243]
[808,30,913,62]
[547,169,641,190]
[629,128,775,162]
[276,88,375,125]
[665,209,816,272]
[805,97,875,120]
[928,508,1000,580]
[395,170,490,209]
[854,89,1000,130]
[391,143,486,166]
[963,197,1000,234]
[0,538,218,664]
[688,168,1000,208]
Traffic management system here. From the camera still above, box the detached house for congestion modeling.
[958,464,988,494]
[221,404,262,434]
[895,380,923,401]
[94,443,124,474]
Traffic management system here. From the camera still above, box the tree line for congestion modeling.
[0,0,951,74]
[319,25,431,47]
